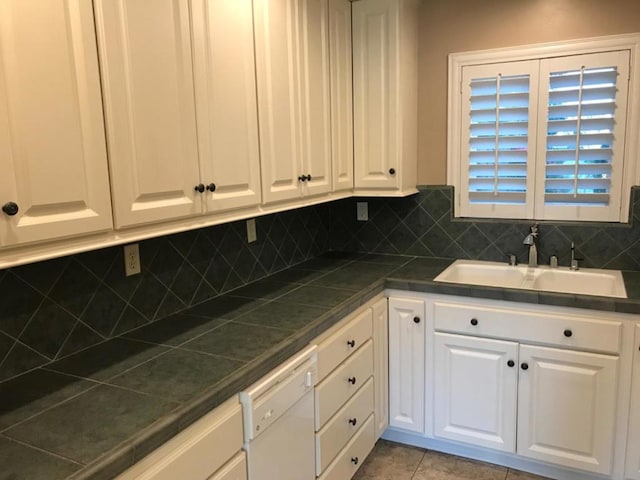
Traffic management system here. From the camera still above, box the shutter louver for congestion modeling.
[468,74,530,205]
[544,66,619,207]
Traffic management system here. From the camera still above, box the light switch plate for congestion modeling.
[357,202,369,221]
[247,218,257,243]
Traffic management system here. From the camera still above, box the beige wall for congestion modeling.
[418,0,640,185]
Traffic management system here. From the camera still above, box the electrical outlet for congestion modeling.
[124,243,141,276]
[357,202,369,221]
[246,218,257,243]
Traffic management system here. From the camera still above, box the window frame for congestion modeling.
[447,33,640,223]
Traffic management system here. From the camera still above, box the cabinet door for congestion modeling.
[0,0,113,246]
[372,298,389,439]
[517,344,618,475]
[95,0,201,228]
[329,0,353,193]
[625,324,640,479]
[352,0,399,190]
[388,297,425,434]
[191,0,262,213]
[253,0,303,204]
[299,0,332,198]
[434,333,518,452]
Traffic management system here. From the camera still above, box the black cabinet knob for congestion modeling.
[351,457,359,465]
[206,183,216,192]
[521,362,529,371]
[470,318,478,326]
[347,339,355,348]
[564,329,573,338]
[389,168,396,175]
[195,184,205,193]
[348,376,357,385]
[413,316,420,324]
[2,202,19,216]
[306,174,312,181]
[349,418,357,426]
[298,175,307,182]
[507,360,515,368]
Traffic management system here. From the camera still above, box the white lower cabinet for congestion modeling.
[625,324,640,479]
[388,297,426,434]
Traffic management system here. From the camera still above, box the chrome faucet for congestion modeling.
[522,223,538,267]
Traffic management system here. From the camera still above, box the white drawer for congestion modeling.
[316,377,374,475]
[317,307,373,381]
[315,340,374,429]
[117,397,243,480]
[433,301,622,354]
[318,414,375,480]
[208,451,246,480]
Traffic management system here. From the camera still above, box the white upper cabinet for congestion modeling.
[328,0,353,193]
[254,0,332,205]
[191,0,262,213]
[94,0,201,229]
[0,0,113,247]
[352,0,418,195]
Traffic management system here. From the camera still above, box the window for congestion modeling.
[448,35,640,222]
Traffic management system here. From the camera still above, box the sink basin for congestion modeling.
[434,260,627,298]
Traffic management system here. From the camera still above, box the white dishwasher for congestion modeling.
[240,345,317,480]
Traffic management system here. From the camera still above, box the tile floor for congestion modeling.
[353,440,552,480]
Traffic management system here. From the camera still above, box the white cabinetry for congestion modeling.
[388,297,425,434]
[0,0,113,247]
[254,0,332,205]
[352,0,418,196]
[372,298,389,438]
[626,324,640,479]
[95,0,261,228]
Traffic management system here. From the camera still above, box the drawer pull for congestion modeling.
[349,418,357,426]
[564,329,573,338]
[348,376,357,385]
[470,318,478,326]
[521,362,529,371]
[413,316,421,324]
[347,339,356,348]
[351,457,359,465]
[507,360,515,368]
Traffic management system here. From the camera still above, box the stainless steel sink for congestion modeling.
[434,259,627,298]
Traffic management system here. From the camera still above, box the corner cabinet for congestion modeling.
[254,0,332,205]
[352,0,418,196]
[95,0,261,229]
[625,324,640,479]
[0,0,113,247]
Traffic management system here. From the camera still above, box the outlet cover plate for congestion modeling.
[246,219,257,243]
[124,243,141,276]
[357,202,369,221]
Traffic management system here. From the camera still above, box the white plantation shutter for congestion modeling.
[535,51,630,221]
[460,61,539,218]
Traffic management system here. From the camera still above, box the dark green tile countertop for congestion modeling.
[3,252,640,480]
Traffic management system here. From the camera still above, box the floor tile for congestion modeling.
[506,469,553,480]
[0,369,96,430]
[353,440,425,480]
[107,348,244,403]
[277,285,357,307]
[45,338,168,382]
[411,450,507,480]
[4,384,178,464]
[0,435,81,480]
[122,313,228,347]
[181,321,292,362]
[233,301,328,330]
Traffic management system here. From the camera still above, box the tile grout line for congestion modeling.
[0,432,85,467]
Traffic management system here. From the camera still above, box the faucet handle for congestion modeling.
[507,254,517,266]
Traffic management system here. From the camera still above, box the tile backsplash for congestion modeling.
[0,205,331,382]
[331,186,640,271]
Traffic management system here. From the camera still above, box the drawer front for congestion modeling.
[318,414,375,480]
[315,339,374,429]
[434,301,622,354]
[208,451,246,480]
[118,398,243,480]
[316,377,374,475]
[317,308,373,381]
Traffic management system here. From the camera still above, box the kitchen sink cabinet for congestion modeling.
[0,0,113,247]
[352,0,418,196]
[95,0,261,229]
[254,0,332,205]
[625,324,640,479]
